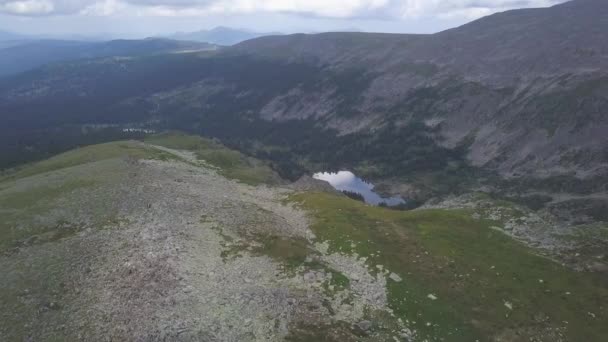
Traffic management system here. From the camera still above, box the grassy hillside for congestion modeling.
[0,133,278,257]
[143,132,281,185]
[290,192,608,341]
[1,134,606,341]
[0,140,177,182]
[0,141,160,340]
[0,141,178,252]
[0,134,283,341]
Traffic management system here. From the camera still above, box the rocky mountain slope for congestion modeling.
[231,0,608,178]
[1,133,606,341]
[0,0,606,210]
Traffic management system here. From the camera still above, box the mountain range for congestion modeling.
[1,1,608,341]
[0,38,215,77]
[0,0,606,213]
[0,30,25,40]
[166,26,282,45]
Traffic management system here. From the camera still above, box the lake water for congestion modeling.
[313,171,405,206]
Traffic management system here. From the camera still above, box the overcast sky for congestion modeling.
[0,0,567,38]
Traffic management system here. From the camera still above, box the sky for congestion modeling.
[0,0,567,38]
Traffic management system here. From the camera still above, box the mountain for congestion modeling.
[0,31,111,49]
[0,30,27,41]
[0,38,216,77]
[0,0,606,213]
[1,133,606,341]
[168,26,282,45]
[228,0,608,178]
[0,30,111,41]
[2,2,608,340]
[0,30,30,49]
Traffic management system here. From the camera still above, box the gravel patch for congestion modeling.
[1,145,408,341]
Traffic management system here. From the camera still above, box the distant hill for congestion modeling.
[0,30,25,41]
[0,30,29,49]
[167,26,282,45]
[0,38,216,77]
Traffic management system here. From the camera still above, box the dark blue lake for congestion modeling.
[313,171,405,206]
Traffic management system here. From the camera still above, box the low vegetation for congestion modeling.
[2,134,606,341]
[144,132,281,185]
[0,141,176,253]
[0,140,178,182]
[291,192,608,341]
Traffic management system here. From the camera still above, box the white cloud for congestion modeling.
[80,0,126,15]
[397,0,564,19]
[119,0,394,18]
[0,0,54,15]
[227,0,390,18]
[0,0,567,19]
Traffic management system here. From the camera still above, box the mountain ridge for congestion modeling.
[0,0,606,205]
[167,26,283,46]
[2,3,608,338]
[0,38,216,77]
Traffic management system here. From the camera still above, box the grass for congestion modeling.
[1,244,73,340]
[0,133,281,340]
[0,179,98,251]
[0,214,112,341]
[253,234,352,294]
[0,179,96,210]
[2,133,605,340]
[0,140,164,340]
[254,235,313,269]
[0,141,178,252]
[286,321,358,342]
[144,132,280,185]
[206,209,355,297]
[0,140,180,183]
[290,192,608,341]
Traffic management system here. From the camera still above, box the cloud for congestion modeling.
[0,0,567,19]
[0,0,93,15]
[393,0,564,18]
[128,0,394,18]
[79,0,125,15]
[0,0,55,15]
